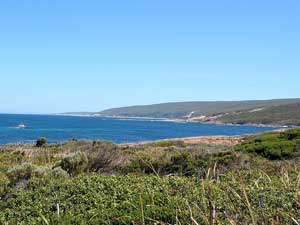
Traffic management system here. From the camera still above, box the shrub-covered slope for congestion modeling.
[235,128,300,160]
[1,129,300,224]
[98,98,300,119]
[219,102,300,125]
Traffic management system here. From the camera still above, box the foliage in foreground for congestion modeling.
[1,129,300,224]
[1,170,300,225]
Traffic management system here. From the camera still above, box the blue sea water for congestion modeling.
[0,114,279,144]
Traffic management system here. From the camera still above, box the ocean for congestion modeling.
[0,114,278,144]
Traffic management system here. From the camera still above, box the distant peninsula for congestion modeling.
[60,98,300,126]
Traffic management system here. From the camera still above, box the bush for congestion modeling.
[36,137,48,147]
[153,140,175,147]
[70,140,123,173]
[118,150,239,177]
[87,141,123,172]
[31,166,51,178]
[6,163,34,186]
[0,173,9,196]
[54,151,88,176]
[235,129,300,160]
[150,140,185,148]
[280,128,300,140]
[4,163,72,188]
[50,167,69,178]
[2,172,300,225]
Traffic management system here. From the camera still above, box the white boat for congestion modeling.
[18,123,26,129]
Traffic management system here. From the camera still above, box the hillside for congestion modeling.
[98,98,300,125]
[219,102,300,126]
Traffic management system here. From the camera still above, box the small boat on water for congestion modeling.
[18,123,26,129]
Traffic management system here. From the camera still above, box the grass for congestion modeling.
[1,129,300,224]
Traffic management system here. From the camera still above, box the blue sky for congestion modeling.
[0,0,299,114]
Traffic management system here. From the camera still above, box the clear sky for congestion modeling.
[0,0,299,114]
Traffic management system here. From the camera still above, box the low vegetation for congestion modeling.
[1,129,300,224]
[36,137,48,147]
[54,151,88,177]
[219,102,300,125]
[235,128,300,160]
[2,171,300,225]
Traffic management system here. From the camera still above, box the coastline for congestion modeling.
[0,114,281,146]
[55,113,291,128]
[0,126,288,147]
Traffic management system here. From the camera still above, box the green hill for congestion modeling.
[219,102,300,125]
[99,98,300,125]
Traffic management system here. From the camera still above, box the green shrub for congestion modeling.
[119,150,240,177]
[280,128,300,140]
[36,137,48,147]
[33,166,49,176]
[4,164,67,188]
[5,163,34,185]
[54,151,88,176]
[0,173,9,196]
[167,152,191,175]
[151,140,185,148]
[118,154,170,175]
[50,167,69,178]
[0,151,24,172]
[1,172,300,225]
[235,129,300,160]
[86,141,122,172]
